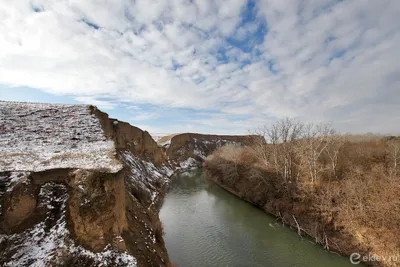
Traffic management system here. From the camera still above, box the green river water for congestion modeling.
[160,169,361,267]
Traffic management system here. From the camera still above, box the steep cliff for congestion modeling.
[0,101,171,266]
[162,133,258,170]
[0,101,262,266]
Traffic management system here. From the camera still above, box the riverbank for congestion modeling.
[161,169,357,267]
[204,141,400,267]
[1,101,254,266]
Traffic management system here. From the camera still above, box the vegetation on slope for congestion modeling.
[204,118,400,267]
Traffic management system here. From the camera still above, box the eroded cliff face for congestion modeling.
[0,101,259,266]
[0,169,138,266]
[0,101,171,266]
[91,106,166,166]
[163,133,258,170]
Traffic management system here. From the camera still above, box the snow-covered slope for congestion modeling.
[120,150,172,208]
[0,181,137,267]
[0,101,171,267]
[165,133,255,170]
[0,101,256,266]
[0,101,122,172]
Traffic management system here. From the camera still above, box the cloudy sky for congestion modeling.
[1,0,399,135]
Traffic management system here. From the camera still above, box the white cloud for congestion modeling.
[132,112,160,121]
[0,0,399,134]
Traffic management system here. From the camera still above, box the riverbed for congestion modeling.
[160,169,359,267]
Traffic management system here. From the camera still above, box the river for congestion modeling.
[160,169,360,267]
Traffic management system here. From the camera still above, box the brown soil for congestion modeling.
[157,134,179,145]
[1,103,265,266]
[1,104,172,266]
[204,141,400,267]
[90,106,167,166]
[0,167,171,266]
[166,132,260,164]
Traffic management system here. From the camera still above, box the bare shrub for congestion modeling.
[251,118,305,184]
[298,123,335,185]
[325,134,346,179]
[206,120,400,265]
[251,118,336,186]
[387,138,400,176]
[206,144,258,185]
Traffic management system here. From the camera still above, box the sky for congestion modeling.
[1,0,399,135]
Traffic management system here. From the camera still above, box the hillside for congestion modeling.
[0,101,172,266]
[204,126,400,267]
[0,101,258,266]
[0,102,122,172]
[162,133,260,170]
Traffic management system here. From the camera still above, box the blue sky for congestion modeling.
[1,0,399,135]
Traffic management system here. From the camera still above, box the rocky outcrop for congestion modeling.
[90,106,166,166]
[163,133,259,170]
[0,101,260,266]
[0,101,171,266]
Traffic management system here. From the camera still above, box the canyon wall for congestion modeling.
[164,133,260,170]
[0,101,258,266]
[0,101,171,266]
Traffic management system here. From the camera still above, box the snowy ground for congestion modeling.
[120,151,173,209]
[159,139,171,149]
[0,101,122,172]
[0,182,137,266]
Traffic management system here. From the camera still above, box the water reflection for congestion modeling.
[160,169,362,267]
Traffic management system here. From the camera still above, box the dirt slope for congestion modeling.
[0,101,171,266]
[0,101,261,266]
[165,133,260,169]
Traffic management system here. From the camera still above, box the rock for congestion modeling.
[0,101,170,267]
[0,101,259,266]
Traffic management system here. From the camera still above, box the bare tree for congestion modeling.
[388,139,400,176]
[251,119,336,186]
[326,133,346,179]
[275,118,304,183]
[301,123,334,184]
[248,127,270,166]
[252,118,304,184]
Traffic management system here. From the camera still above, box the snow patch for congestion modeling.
[179,157,198,169]
[120,151,172,209]
[0,182,137,266]
[0,172,30,193]
[159,139,171,148]
[0,101,122,173]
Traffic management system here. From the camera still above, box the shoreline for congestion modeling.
[203,169,378,267]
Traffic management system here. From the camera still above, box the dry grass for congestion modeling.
[204,136,400,266]
[50,153,87,160]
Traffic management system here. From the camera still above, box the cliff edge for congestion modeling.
[0,101,261,267]
[0,101,171,266]
[161,133,259,170]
